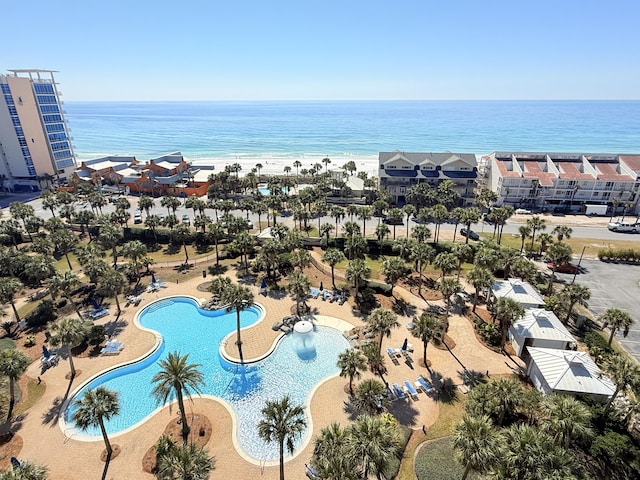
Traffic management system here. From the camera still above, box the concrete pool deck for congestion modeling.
[16,274,522,479]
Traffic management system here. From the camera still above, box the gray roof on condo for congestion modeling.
[378,151,477,167]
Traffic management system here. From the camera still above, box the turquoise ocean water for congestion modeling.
[65,101,640,161]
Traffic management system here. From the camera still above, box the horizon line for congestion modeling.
[63,98,640,103]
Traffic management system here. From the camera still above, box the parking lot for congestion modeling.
[572,259,640,361]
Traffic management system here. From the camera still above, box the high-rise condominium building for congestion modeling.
[0,69,76,192]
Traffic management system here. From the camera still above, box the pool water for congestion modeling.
[65,297,349,462]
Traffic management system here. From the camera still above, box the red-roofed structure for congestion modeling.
[488,152,640,214]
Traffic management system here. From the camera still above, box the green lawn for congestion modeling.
[397,394,469,480]
[335,255,384,280]
[414,436,483,480]
[479,231,639,259]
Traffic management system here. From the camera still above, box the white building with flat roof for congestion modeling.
[0,69,76,191]
[486,152,640,214]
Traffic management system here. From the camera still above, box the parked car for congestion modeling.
[515,208,532,214]
[607,221,639,233]
[133,211,142,224]
[182,214,190,225]
[547,262,580,274]
[460,228,480,241]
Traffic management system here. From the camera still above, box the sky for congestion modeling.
[4,0,640,101]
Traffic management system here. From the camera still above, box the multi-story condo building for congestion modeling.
[378,151,478,205]
[0,69,76,192]
[486,152,640,214]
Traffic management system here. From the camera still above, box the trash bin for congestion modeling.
[202,270,207,278]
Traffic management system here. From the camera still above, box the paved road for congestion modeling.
[573,259,640,361]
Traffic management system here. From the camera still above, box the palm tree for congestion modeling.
[337,348,368,395]
[558,283,590,324]
[460,207,481,245]
[357,206,372,238]
[381,257,409,296]
[352,379,391,416]
[518,225,531,253]
[156,437,215,480]
[48,316,91,378]
[98,223,124,267]
[344,234,368,260]
[346,258,370,298]
[539,394,592,448]
[121,240,148,284]
[546,242,573,293]
[362,343,388,388]
[0,461,49,480]
[434,252,457,278]
[221,284,254,352]
[0,348,29,420]
[604,354,640,413]
[346,414,402,479]
[322,248,345,289]
[526,215,546,250]
[286,270,310,315]
[453,414,504,480]
[312,423,358,480]
[72,387,120,458]
[172,223,192,266]
[152,351,205,443]
[600,307,634,347]
[375,223,390,248]
[98,267,127,314]
[496,424,575,480]
[466,267,494,312]
[440,277,463,322]
[46,270,84,320]
[409,313,446,370]
[552,225,572,242]
[494,297,525,349]
[366,308,399,353]
[258,396,307,480]
[0,277,23,322]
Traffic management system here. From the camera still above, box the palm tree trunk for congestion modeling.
[472,291,479,312]
[10,301,20,322]
[279,441,285,480]
[183,243,189,265]
[99,419,113,456]
[177,389,190,443]
[114,294,121,314]
[65,252,73,271]
[462,462,472,480]
[67,344,76,378]
[331,266,336,289]
[236,309,243,346]
[7,378,15,420]
[608,328,616,347]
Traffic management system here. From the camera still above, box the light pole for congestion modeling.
[571,246,587,284]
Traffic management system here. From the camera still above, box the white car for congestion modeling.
[515,208,532,214]
[133,211,143,224]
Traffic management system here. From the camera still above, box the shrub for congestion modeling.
[365,280,392,295]
[23,335,36,347]
[87,325,106,345]
[584,331,612,353]
[25,299,57,328]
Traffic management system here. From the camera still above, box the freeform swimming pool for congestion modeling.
[64,297,350,462]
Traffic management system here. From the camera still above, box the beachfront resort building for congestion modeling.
[72,152,212,197]
[378,151,478,205]
[0,69,76,192]
[486,152,640,214]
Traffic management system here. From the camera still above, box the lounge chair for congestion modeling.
[386,387,397,401]
[101,345,123,356]
[416,376,435,395]
[392,383,406,400]
[458,384,470,394]
[386,347,398,358]
[404,380,419,400]
[105,340,123,350]
[308,288,320,299]
[88,308,109,320]
[305,463,321,479]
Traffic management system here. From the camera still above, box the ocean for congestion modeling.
[65,100,640,175]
